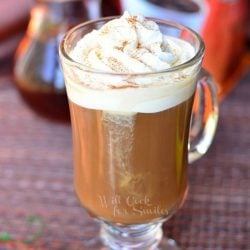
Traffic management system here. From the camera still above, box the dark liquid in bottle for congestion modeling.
[15,37,70,122]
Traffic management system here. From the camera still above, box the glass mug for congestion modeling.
[59,17,218,249]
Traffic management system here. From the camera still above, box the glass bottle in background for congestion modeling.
[14,0,88,122]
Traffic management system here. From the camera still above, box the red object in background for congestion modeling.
[202,0,249,100]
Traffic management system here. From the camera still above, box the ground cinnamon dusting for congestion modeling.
[127,16,137,25]
[123,40,128,48]
[100,26,110,35]
[107,57,128,73]
[109,83,139,89]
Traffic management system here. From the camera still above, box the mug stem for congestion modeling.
[99,221,181,250]
[100,222,163,249]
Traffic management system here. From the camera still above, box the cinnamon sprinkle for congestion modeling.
[107,57,129,73]
[109,83,139,89]
[100,26,110,35]
[127,16,137,25]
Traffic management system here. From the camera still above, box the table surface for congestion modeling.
[0,57,250,250]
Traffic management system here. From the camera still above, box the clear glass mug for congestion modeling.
[59,16,218,250]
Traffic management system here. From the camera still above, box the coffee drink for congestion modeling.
[61,12,199,225]
[70,94,193,224]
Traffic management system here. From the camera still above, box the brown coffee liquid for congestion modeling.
[70,96,194,225]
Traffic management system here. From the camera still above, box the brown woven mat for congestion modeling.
[0,66,249,249]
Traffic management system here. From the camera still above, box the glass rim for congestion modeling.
[59,15,205,76]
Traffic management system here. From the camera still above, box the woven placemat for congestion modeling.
[0,69,249,249]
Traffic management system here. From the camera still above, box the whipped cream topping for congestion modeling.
[70,11,194,74]
[62,12,200,113]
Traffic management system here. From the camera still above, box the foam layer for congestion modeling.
[65,73,197,113]
[63,12,198,113]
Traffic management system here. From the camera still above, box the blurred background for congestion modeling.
[0,0,250,249]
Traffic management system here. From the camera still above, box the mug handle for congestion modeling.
[188,68,219,163]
